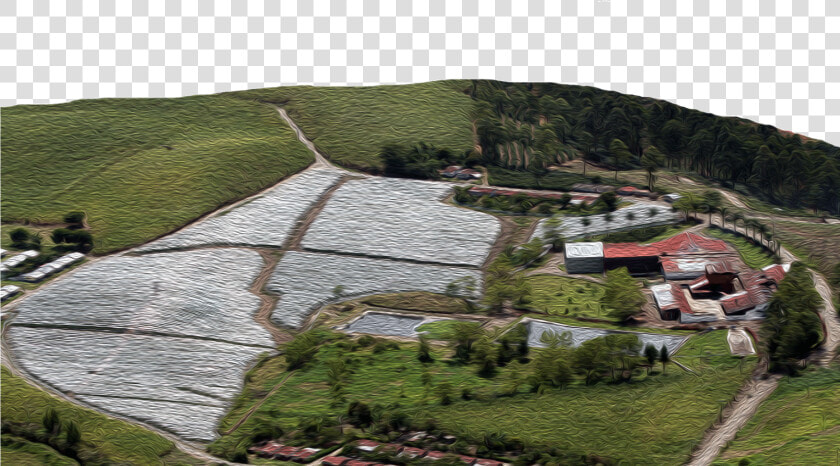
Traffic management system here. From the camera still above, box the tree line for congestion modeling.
[469,80,840,215]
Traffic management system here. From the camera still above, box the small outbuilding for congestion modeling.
[564,242,604,274]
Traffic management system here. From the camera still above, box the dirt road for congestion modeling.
[686,370,782,466]
[275,107,333,168]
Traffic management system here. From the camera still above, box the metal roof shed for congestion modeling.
[564,242,604,274]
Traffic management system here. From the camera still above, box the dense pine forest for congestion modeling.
[469,80,840,215]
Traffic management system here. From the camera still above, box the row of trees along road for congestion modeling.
[470,80,840,215]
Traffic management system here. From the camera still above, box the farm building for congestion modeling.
[652,263,789,322]
[606,232,736,278]
[441,165,482,179]
[0,249,6,257]
[616,186,657,199]
[322,457,352,466]
[564,242,604,274]
[1,285,22,302]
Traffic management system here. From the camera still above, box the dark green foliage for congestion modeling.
[761,262,823,373]
[357,335,376,347]
[9,227,31,246]
[594,191,619,212]
[659,345,670,373]
[347,401,373,428]
[602,267,646,321]
[436,382,454,405]
[472,80,840,215]
[644,344,658,373]
[41,408,60,436]
[417,336,434,363]
[64,421,80,446]
[380,142,459,179]
[283,331,322,370]
[62,211,85,227]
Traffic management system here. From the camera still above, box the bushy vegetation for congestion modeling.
[486,165,595,191]
[381,142,466,179]
[1,95,314,253]
[0,366,198,465]
[471,80,840,215]
[719,367,840,465]
[760,262,824,373]
[590,222,693,244]
[602,267,646,321]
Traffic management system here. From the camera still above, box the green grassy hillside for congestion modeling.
[230,81,477,171]
[0,366,202,465]
[718,367,840,465]
[1,95,314,253]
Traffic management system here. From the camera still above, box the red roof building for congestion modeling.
[322,457,351,466]
[345,460,382,466]
[473,459,505,466]
[355,440,381,452]
[290,447,321,462]
[399,447,428,458]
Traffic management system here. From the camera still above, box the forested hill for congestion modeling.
[467,80,840,215]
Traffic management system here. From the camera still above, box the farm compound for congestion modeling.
[652,263,789,323]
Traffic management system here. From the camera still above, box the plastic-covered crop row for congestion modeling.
[267,251,482,328]
[532,202,681,241]
[137,167,345,252]
[301,177,501,267]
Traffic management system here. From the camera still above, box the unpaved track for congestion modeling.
[251,250,289,345]
[686,370,781,466]
[221,370,295,436]
[275,107,332,168]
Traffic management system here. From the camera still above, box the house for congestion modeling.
[322,456,351,466]
[274,445,304,460]
[650,283,690,321]
[399,447,427,458]
[355,440,381,452]
[662,193,682,203]
[379,444,405,454]
[290,447,321,462]
[564,242,604,274]
[473,459,505,466]
[424,451,451,461]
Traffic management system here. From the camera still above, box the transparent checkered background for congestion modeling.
[1,0,838,145]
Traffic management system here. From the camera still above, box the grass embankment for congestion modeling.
[521,274,606,319]
[0,366,201,465]
[1,95,314,254]
[361,292,473,314]
[718,366,840,465]
[212,330,747,465]
[419,330,754,465]
[415,319,472,340]
[230,81,477,172]
[704,227,777,269]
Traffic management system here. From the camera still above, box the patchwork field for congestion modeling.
[1,95,314,253]
[719,367,840,465]
[301,177,501,266]
[532,202,681,241]
[267,251,483,328]
[137,167,345,252]
[6,248,274,441]
[229,81,477,171]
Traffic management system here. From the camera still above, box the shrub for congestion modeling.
[9,227,31,247]
[63,211,85,226]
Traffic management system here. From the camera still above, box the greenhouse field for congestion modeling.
[7,327,267,441]
[532,202,681,241]
[137,167,345,252]
[301,177,500,266]
[267,251,482,327]
[525,318,688,354]
[10,249,272,345]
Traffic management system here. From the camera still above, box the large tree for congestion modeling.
[603,267,646,321]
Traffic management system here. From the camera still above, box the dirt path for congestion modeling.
[808,270,840,366]
[221,370,295,436]
[687,368,782,466]
[275,107,332,168]
[250,250,289,345]
[284,176,353,251]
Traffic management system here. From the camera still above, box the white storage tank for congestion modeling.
[564,242,605,274]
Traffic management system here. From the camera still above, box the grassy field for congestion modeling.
[230,81,477,172]
[718,366,840,465]
[418,330,755,465]
[772,221,840,277]
[526,313,695,335]
[0,366,201,465]
[1,95,314,254]
[1,434,78,465]
[522,274,607,319]
[415,319,476,340]
[704,227,777,269]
